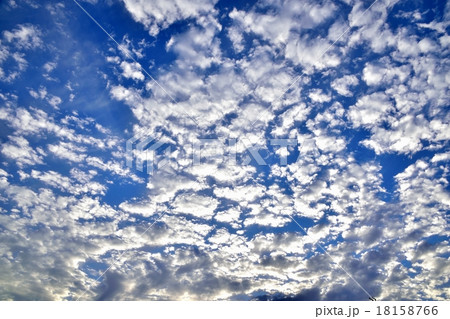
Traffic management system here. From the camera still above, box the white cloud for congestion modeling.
[213,184,265,203]
[347,0,398,53]
[47,95,62,109]
[121,0,218,36]
[29,169,106,195]
[1,135,45,167]
[309,89,331,103]
[48,142,86,162]
[214,207,242,228]
[43,61,57,73]
[362,61,410,86]
[331,75,358,96]
[3,24,42,49]
[227,26,245,53]
[120,61,144,81]
[285,35,341,70]
[361,114,434,154]
[244,206,291,228]
[348,92,393,128]
[166,16,221,69]
[229,0,336,46]
[0,0,448,302]
[172,193,218,219]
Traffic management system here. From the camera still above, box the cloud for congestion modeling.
[0,0,448,302]
[48,142,87,162]
[0,24,42,82]
[95,272,125,301]
[229,0,337,46]
[166,15,221,69]
[331,74,358,96]
[3,24,42,49]
[309,89,331,103]
[347,0,398,53]
[28,169,106,195]
[172,193,218,220]
[347,92,393,128]
[120,61,144,81]
[285,35,341,70]
[1,135,45,167]
[362,61,410,86]
[121,0,218,36]
[43,61,57,73]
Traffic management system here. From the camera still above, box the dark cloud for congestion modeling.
[96,272,125,301]
[259,254,294,268]
[254,288,322,301]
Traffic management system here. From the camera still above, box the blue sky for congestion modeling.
[0,0,449,301]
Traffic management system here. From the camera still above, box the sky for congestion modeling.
[0,0,449,301]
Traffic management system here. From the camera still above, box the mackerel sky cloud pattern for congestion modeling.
[0,0,449,301]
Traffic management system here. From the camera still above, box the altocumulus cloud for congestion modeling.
[0,0,448,301]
